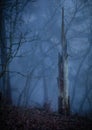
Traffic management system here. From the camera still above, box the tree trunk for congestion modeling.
[0,0,12,104]
[58,7,70,115]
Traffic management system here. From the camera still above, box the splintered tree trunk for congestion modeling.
[58,7,70,115]
[58,53,64,114]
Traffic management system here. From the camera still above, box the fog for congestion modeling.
[0,0,92,117]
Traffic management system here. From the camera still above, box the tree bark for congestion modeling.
[62,7,69,115]
[58,7,70,115]
[0,0,12,104]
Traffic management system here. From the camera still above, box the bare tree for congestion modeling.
[58,0,92,115]
[0,0,36,104]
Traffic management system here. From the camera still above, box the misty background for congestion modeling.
[0,0,92,117]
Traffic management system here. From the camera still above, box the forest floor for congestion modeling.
[0,105,92,130]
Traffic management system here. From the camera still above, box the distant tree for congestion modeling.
[70,0,92,107]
